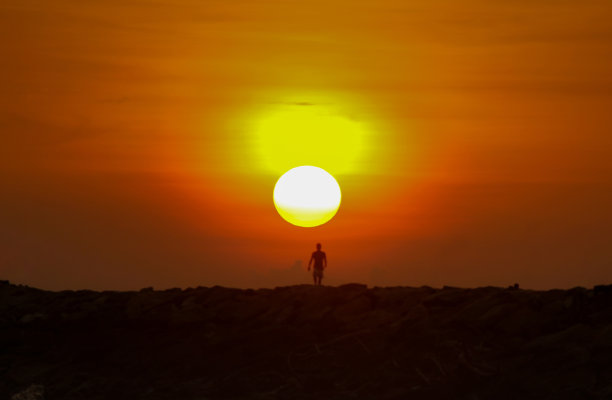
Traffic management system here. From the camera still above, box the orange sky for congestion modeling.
[1,0,612,290]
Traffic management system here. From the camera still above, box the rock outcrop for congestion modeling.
[1,281,612,399]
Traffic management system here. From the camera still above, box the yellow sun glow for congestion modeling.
[252,100,369,175]
[273,166,341,227]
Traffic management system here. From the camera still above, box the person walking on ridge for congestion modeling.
[308,243,327,286]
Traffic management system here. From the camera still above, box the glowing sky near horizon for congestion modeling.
[1,0,612,290]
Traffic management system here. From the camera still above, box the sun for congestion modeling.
[273,166,341,227]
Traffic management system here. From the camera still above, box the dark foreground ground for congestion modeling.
[2,281,612,400]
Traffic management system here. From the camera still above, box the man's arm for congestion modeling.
[308,253,314,271]
[323,253,327,269]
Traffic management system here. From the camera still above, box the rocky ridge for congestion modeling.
[2,281,612,399]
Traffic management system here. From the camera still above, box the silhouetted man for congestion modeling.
[308,243,327,286]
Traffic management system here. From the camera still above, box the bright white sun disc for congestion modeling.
[273,166,341,227]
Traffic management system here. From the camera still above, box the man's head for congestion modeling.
[316,243,321,250]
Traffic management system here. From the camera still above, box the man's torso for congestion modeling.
[312,251,326,270]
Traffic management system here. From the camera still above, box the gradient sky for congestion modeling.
[2,0,612,290]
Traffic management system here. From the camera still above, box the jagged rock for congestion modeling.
[0,283,611,399]
[11,385,44,400]
[19,313,45,323]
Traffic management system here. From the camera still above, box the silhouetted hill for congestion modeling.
[2,281,612,399]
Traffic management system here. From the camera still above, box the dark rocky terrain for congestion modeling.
[2,280,612,399]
